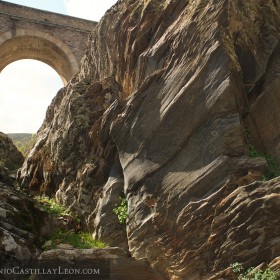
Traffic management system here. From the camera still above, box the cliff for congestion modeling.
[20,0,280,279]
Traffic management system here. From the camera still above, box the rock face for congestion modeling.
[0,179,42,266]
[0,132,24,172]
[21,0,280,279]
[0,133,39,265]
[92,163,129,250]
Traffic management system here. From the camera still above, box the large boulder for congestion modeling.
[20,0,280,279]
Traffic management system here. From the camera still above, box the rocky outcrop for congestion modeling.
[35,247,164,280]
[20,0,280,279]
[0,132,24,173]
[0,180,42,266]
[0,133,38,265]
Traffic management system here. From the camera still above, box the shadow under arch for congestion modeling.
[0,29,79,85]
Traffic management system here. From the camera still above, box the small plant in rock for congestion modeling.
[231,262,244,274]
[34,195,70,216]
[248,145,280,180]
[248,144,265,158]
[46,231,106,250]
[113,197,128,224]
[231,262,279,280]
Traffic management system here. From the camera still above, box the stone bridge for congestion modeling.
[0,1,97,84]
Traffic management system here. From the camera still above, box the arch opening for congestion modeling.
[0,59,63,134]
[0,30,79,85]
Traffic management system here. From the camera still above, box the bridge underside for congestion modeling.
[0,35,77,85]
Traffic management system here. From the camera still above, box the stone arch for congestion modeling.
[0,29,79,85]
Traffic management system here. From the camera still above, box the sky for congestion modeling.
[0,0,117,133]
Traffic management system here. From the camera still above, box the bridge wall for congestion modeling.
[0,1,97,84]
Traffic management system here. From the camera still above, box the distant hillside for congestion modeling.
[8,133,33,143]
[8,133,36,157]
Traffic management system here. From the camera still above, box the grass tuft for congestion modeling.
[34,195,69,216]
[48,231,107,250]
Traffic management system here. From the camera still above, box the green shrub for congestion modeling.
[47,231,106,250]
[113,197,128,224]
[231,262,280,280]
[248,145,280,180]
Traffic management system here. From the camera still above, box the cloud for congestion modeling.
[63,0,118,21]
[0,60,63,133]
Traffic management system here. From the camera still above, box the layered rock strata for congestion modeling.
[21,0,280,279]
